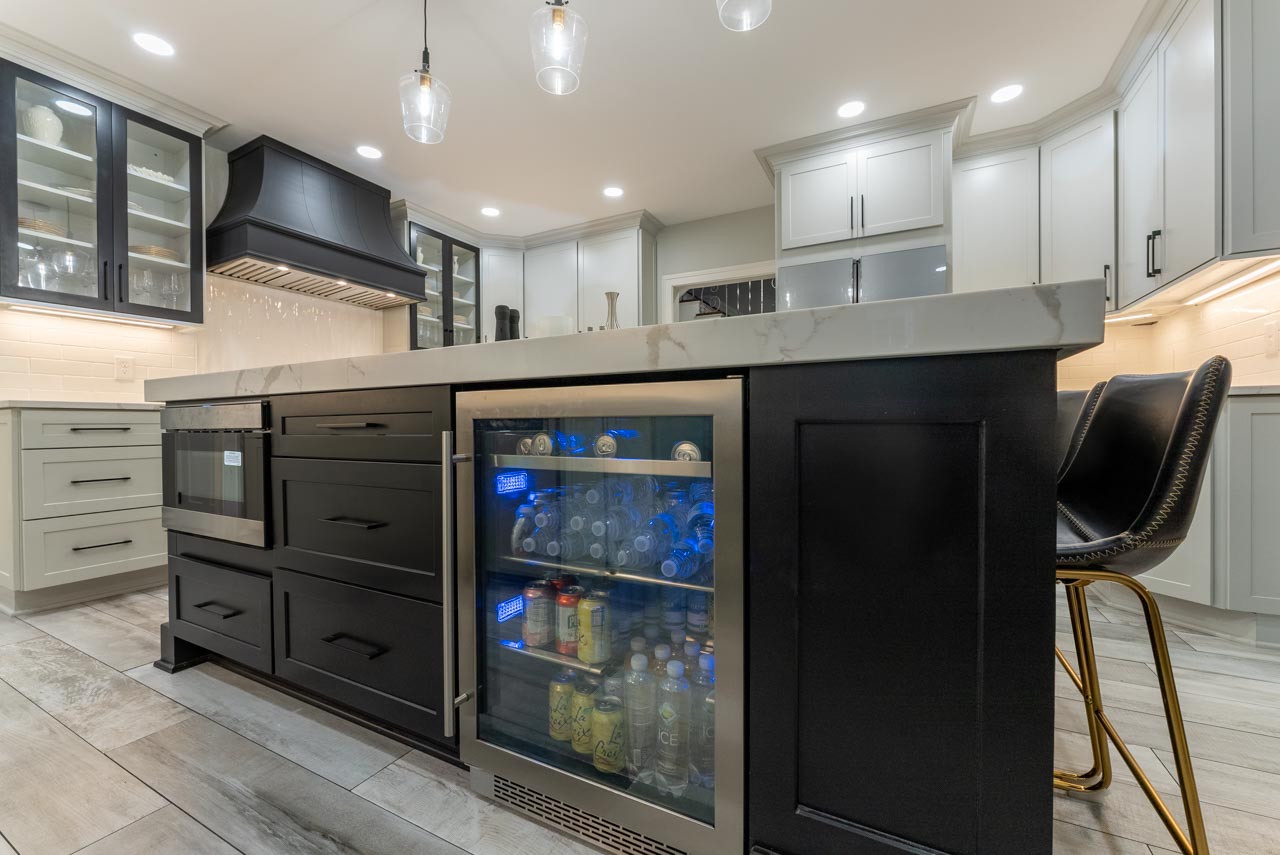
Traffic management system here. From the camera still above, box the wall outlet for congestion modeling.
[1267,321,1280,358]
[114,356,136,381]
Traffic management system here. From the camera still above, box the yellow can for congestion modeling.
[577,593,612,665]
[548,671,576,741]
[591,697,626,774]
[570,678,598,754]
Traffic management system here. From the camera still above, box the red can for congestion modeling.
[546,573,579,593]
[522,581,555,648]
[556,585,585,656]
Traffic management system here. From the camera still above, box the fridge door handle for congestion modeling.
[442,429,457,738]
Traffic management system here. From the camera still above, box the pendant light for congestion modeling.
[400,0,451,144]
[530,0,588,95]
[716,0,772,32]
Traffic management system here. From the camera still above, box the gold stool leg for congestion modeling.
[1054,582,1112,791]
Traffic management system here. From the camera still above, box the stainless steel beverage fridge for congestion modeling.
[455,379,743,855]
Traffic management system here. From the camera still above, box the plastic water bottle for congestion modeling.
[593,507,642,542]
[655,660,691,797]
[684,501,715,555]
[546,532,588,561]
[588,539,609,562]
[686,591,710,638]
[651,643,672,677]
[660,540,702,580]
[582,479,608,506]
[683,640,702,666]
[690,480,714,503]
[690,654,716,787]
[629,636,647,659]
[661,587,687,632]
[615,546,657,570]
[634,513,680,556]
[661,488,691,526]
[623,654,657,784]
[521,526,555,556]
[510,501,537,555]
[568,504,602,534]
[533,498,562,531]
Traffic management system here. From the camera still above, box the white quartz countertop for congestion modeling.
[145,279,1105,403]
[0,400,163,411]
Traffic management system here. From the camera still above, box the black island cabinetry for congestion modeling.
[158,352,1058,855]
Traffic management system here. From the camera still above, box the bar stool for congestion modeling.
[1056,382,1105,477]
[1054,356,1231,855]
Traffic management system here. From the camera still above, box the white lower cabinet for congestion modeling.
[22,507,166,591]
[952,147,1040,292]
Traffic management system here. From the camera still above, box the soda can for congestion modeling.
[671,440,702,462]
[532,432,557,456]
[593,432,618,458]
[577,593,612,665]
[570,677,599,754]
[548,671,576,741]
[522,581,555,648]
[516,435,535,455]
[591,698,626,773]
[556,586,585,656]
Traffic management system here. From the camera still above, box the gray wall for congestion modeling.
[656,205,775,279]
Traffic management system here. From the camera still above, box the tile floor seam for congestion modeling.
[65,804,168,855]
[346,749,416,793]
[1052,816,1164,850]
[1058,679,1280,740]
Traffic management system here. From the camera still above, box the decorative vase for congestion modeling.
[604,291,621,330]
[23,106,63,146]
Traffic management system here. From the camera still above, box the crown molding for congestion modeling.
[390,200,664,252]
[523,209,664,248]
[0,23,226,137]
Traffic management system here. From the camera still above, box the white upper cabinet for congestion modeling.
[1118,57,1164,308]
[578,229,640,332]
[479,248,524,340]
[1159,0,1217,283]
[1224,0,1280,256]
[523,240,579,337]
[1040,113,1116,308]
[952,147,1040,293]
[855,130,945,237]
[778,151,853,249]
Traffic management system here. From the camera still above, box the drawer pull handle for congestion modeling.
[69,427,132,432]
[321,516,388,531]
[194,601,241,619]
[70,476,133,485]
[72,539,133,552]
[314,422,382,430]
[321,633,386,659]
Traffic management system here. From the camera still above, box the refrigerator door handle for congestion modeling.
[442,429,458,739]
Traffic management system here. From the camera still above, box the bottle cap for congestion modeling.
[660,559,678,578]
[684,641,700,658]
[654,643,671,660]
[631,653,648,672]
[667,660,685,679]
[630,636,646,653]
[699,653,715,674]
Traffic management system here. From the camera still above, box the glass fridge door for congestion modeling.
[458,380,742,854]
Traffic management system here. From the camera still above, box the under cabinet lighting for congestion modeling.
[1104,312,1155,324]
[132,33,175,57]
[990,84,1023,103]
[1184,258,1280,306]
[275,265,289,272]
[7,304,175,329]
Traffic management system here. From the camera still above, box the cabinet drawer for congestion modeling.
[274,569,447,743]
[21,507,165,590]
[274,458,442,600]
[271,387,450,462]
[171,555,272,673]
[21,446,162,520]
[20,410,161,449]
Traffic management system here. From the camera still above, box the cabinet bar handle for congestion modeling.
[321,633,386,659]
[1146,233,1155,278]
[850,197,856,232]
[117,262,124,296]
[102,260,109,295]
[1103,264,1112,306]
[70,476,132,485]
[72,539,132,552]
[314,422,381,430]
[69,426,132,432]
[442,429,457,739]
[320,516,387,530]
[860,194,866,233]
[193,601,240,619]
[1150,229,1162,275]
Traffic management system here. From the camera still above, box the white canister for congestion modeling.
[23,106,64,146]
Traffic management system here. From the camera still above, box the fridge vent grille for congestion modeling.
[209,256,417,310]
[492,775,688,855]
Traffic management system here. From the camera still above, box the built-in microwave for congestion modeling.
[161,400,269,547]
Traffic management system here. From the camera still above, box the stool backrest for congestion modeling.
[1056,382,1106,479]
[1057,356,1230,551]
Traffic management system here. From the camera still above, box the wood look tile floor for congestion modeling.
[1,587,1279,854]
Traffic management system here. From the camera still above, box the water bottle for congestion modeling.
[615,546,657,570]
[655,660,691,797]
[629,636,647,659]
[661,488,691,526]
[685,501,715,555]
[533,496,563,531]
[593,507,642,542]
[623,654,657,784]
[686,591,710,638]
[568,504,603,535]
[661,587,687,632]
[510,501,537,555]
[582,479,608,506]
[588,539,609,562]
[521,526,555,556]
[660,540,702,580]
[634,513,680,556]
[683,640,702,667]
[651,643,672,677]
[546,531,589,561]
[630,475,660,505]
[690,654,716,788]
[690,480,714,503]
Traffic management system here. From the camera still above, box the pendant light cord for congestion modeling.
[420,0,431,72]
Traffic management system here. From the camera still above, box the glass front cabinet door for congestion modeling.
[1,61,202,323]
[408,222,479,349]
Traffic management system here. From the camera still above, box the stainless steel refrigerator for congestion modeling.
[455,379,744,855]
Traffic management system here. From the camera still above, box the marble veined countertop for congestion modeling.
[0,400,163,410]
[145,279,1105,403]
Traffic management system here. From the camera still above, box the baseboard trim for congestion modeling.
[0,564,167,616]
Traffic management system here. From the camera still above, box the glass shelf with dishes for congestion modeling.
[407,221,480,349]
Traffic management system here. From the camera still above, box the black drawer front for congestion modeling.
[171,555,272,672]
[271,387,450,462]
[273,458,442,601]
[273,568,447,743]
[168,531,275,575]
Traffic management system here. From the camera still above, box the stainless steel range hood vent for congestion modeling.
[206,136,423,308]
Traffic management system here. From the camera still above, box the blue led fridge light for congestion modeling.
[496,594,524,623]
[495,470,530,495]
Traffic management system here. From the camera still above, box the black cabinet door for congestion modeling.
[747,352,1058,855]
[270,386,451,463]
[1,60,114,312]
[408,222,479,348]
[170,554,272,673]
[110,105,203,323]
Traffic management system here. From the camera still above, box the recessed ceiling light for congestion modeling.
[603,186,624,198]
[275,265,289,272]
[990,84,1023,104]
[355,145,382,159]
[132,33,175,57]
[480,207,501,217]
[54,99,92,117]
[837,100,865,119]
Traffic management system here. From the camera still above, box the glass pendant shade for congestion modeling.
[717,0,772,31]
[400,69,452,144]
[529,3,588,95]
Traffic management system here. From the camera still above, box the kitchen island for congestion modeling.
[146,279,1104,855]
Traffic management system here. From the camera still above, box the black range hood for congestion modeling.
[206,136,423,309]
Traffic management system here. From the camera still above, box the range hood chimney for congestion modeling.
[206,137,423,310]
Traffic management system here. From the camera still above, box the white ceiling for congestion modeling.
[0,0,1147,235]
